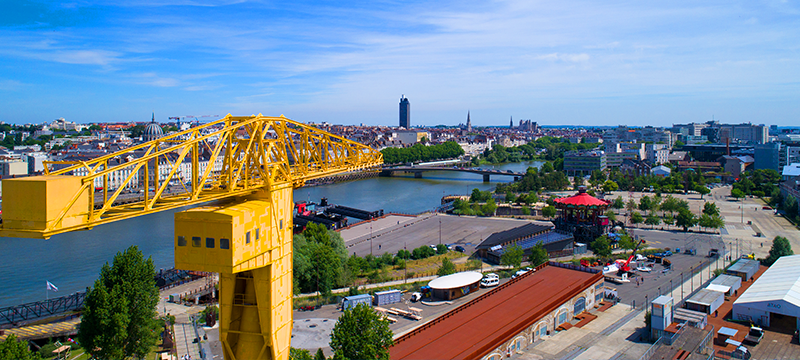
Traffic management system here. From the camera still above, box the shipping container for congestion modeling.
[342,294,372,311]
[374,290,402,306]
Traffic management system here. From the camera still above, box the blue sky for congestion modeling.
[0,0,798,127]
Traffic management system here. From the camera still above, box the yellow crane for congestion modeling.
[0,114,383,360]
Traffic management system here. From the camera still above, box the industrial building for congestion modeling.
[685,289,725,315]
[708,274,742,296]
[733,255,800,331]
[390,262,603,360]
[427,271,483,301]
[726,258,760,281]
[475,223,574,263]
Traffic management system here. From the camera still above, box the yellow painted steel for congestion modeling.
[175,185,293,360]
[0,115,383,360]
[0,114,382,239]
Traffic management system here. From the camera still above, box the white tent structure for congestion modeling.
[732,255,800,331]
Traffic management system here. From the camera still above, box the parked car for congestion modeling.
[410,292,422,302]
[480,277,499,287]
[744,326,764,345]
[636,266,652,272]
[455,245,465,253]
[512,267,533,279]
[763,206,773,210]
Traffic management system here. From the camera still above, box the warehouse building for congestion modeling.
[390,262,603,360]
[686,289,725,315]
[726,258,760,281]
[708,274,742,296]
[476,223,575,263]
[733,255,800,331]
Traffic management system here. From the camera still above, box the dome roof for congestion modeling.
[553,189,610,207]
[143,121,164,141]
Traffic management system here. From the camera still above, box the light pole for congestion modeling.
[370,223,373,256]
[439,216,442,245]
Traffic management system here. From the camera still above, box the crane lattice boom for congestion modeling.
[0,114,382,239]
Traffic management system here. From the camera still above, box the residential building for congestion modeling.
[651,165,671,177]
[646,143,669,165]
[393,130,430,145]
[564,149,606,175]
[718,123,768,144]
[0,159,28,177]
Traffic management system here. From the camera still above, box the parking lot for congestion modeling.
[596,229,726,310]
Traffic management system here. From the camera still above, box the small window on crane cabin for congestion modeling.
[206,237,215,248]
[280,219,283,230]
[256,228,260,241]
[246,231,251,244]
[177,236,187,247]
[220,238,230,249]
[192,237,201,247]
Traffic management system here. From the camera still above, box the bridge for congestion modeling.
[380,166,525,182]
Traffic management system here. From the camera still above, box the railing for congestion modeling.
[0,292,85,326]
[191,314,206,359]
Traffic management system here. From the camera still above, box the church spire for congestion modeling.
[152,112,155,123]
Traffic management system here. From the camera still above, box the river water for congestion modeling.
[0,161,541,308]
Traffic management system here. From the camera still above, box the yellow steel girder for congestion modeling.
[0,114,382,239]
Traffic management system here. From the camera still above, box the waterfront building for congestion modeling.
[564,149,606,175]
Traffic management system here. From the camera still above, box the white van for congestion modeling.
[480,277,499,288]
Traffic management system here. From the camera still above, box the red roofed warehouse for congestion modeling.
[390,262,604,360]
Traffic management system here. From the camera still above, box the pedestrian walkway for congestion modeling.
[174,321,202,360]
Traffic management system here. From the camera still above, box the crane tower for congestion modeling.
[0,114,383,360]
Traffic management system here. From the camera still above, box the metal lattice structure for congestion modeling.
[0,114,382,239]
[0,292,85,326]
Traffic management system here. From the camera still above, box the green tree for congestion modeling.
[481,198,498,216]
[638,195,652,213]
[602,180,619,193]
[501,244,524,268]
[703,202,720,217]
[731,188,745,199]
[311,244,342,295]
[541,161,554,173]
[612,196,625,209]
[437,258,457,276]
[330,303,393,360]
[604,210,617,222]
[79,246,159,360]
[505,192,516,203]
[662,213,674,226]
[291,348,313,360]
[0,335,41,360]
[436,244,448,255]
[626,199,637,214]
[590,236,612,257]
[542,205,556,219]
[528,243,549,267]
[618,235,635,255]
[315,348,326,360]
[675,209,698,231]
[695,185,710,199]
[764,236,794,266]
[645,213,661,228]
[631,211,644,225]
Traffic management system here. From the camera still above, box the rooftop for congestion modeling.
[390,263,601,360]
[686,289,724,306]
[553,191,610,207]
[427,271,483,290]
[727,258,760,275]
[734,255,800,308]
[475,223,554,250]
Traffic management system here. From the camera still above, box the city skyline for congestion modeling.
[1,0,799,126]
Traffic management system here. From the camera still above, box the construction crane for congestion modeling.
[0,114,383,360]
[617,238,646,275]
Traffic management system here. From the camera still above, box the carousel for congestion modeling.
[553,187,611,243]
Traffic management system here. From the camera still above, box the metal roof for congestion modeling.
[706,284,730,293]
[711,274,741,288]
[391,264,602,360]
[727,258,760,275]
[427,271,483,290]
[476,223,553,249]
[674,307,706,323]
[686,289,724,306]
[734,255,800,308]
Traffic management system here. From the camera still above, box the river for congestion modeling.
[0,161,541,308]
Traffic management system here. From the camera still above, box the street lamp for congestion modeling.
[370,223,373,256]
[439,216,442,245]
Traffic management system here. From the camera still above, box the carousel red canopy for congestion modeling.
[553,192,610,207]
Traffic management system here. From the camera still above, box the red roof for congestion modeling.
[390,264,602,360]
[553,192,610,207]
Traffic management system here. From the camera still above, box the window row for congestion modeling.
[177,236,230,249]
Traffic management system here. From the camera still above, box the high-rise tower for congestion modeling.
[399,95,410,128]
[510,116,514,128]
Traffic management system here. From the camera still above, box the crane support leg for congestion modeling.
[174,184,293,360]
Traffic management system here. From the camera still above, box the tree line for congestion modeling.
[380,141,465,165]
